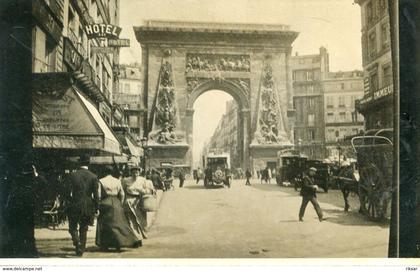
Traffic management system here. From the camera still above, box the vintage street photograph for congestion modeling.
[0,0,400,261]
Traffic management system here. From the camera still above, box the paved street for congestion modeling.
[36,178,389,258]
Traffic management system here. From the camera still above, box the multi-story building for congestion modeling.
[32,0,120,123]
[323,71,365,159]
[355,0,393,130]
[113,64,144,138]
[291,47,329,160]
[31,0,134,168]
[205,100,240,169]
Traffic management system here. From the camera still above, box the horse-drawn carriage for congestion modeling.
[275,150,307,187]
[337,129,393,220]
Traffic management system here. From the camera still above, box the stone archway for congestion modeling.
[134,21,298,172]
[185,78,251,169]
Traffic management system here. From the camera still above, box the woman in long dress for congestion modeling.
[96,166,140,251]
[122,166,154,239]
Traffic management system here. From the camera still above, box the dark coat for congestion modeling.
[245,170,252,178]
[64,168,99,221]
[300,174,317,197]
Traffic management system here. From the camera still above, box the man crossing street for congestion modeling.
[298,167,324,222]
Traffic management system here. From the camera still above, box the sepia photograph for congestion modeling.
[0,0,410,267]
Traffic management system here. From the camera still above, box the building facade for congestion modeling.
[31,0,140,169]
[205,100,240,169]
[323,71,365,160]
[32,0,121,123]
[291,47,329,160]
[113,64,144,138]
[355,0,393,130]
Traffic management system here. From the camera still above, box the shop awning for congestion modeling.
[32,73,121,155]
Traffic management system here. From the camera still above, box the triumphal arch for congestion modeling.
[134,21,298,170]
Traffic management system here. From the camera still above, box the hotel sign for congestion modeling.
[107,39,130,47]
[85,24,122,39]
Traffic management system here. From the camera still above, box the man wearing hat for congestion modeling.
[63,154,99,256]
[298,167,324,222]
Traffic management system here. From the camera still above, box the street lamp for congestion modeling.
[139,137,148,173]
[337,142,342,166]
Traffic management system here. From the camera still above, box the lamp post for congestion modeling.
[140,137,148,173]
[337,142,342,166]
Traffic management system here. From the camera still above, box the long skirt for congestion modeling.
[95,196,139,249]
[124,195,148,239]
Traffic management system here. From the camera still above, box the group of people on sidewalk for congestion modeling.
[64,155,156,256]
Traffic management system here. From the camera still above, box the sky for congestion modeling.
[118,0,363,165]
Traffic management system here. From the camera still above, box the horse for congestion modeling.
[336,162,386,218]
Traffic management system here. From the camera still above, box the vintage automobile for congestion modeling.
[275,149,307,187]
[204,152,232,188]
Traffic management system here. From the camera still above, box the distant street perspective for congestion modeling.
[36,178,389,258]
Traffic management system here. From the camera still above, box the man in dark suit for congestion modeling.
[298,167,324,222]
[245,168,252,186]
[63,154,99,256]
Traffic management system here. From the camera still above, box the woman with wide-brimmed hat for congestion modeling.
[95,166,141,251]
[121,166,154,240]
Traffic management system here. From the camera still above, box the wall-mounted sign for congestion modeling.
[108,39,130,47]
[363,77,370,94]
[373,84,393,100]
[91,46,115,54]
[64,38,83,70]
[85,24,122,39]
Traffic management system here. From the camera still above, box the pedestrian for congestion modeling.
[151,169,165,191]
[3,163,47,257]
[63,154,99,256]
[268,167,272,184]
[245,168,252,186]
[196,167,203,184]
[178,170,185,188]
[298,167,324,222]
[95,166,141,251]
[121,166,152,240]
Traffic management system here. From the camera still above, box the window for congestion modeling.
[367,2,373,24]
[32,26,56,72]
[383,65,392,86]
[308,130,315,140]
[308,114,315,127]
[340,83,345,90]
[381,23,389,49]
[339,112,346,122]
[306,71,314,81]
[338,96,345,107]
[327,112,334,123]
[335,130,340,138]
[370,72,378,91]
[369,31,377,58]
[326,97,334,108]
[308,98,315,108]
[124,83,130,92]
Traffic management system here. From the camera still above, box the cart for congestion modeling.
[351,130,393,220]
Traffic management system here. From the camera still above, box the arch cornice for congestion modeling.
[186,78,250,110]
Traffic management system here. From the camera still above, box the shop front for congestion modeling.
[32,73,122,217]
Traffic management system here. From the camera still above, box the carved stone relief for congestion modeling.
[186,54,251,72]
[254,64,288,144]
[152,61,180,144]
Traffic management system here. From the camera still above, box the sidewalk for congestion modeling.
[35,189,164,241]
